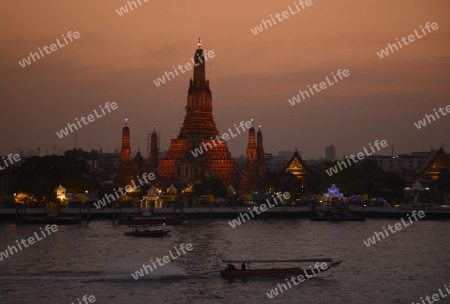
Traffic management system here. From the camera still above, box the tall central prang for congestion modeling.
[158,39,235,187]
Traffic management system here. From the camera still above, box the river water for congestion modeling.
[0,218,448,304]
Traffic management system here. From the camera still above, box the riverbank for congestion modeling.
[1,206,449,221]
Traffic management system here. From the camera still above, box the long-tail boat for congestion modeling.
[220,258,342,278]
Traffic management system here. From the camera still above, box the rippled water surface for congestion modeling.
[0,218,449,304]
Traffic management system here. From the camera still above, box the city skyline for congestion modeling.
[9,141,446,161]
[1,0,449,159]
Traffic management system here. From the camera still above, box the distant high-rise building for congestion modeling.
[325,144,336,161]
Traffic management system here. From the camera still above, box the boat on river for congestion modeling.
[220,258,342,278]
[124,224,170,237]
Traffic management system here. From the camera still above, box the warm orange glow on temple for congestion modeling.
[157,45,236,187]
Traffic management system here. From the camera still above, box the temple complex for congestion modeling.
[115,39,270,192]
[157,39,235,188]
[414,147,450,181]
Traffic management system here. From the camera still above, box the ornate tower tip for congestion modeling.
[197,37,202,49]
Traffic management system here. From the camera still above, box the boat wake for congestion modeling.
[0,269,221,283]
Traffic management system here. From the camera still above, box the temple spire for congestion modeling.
[246,123,256,161]
[147,126,160,173]
[239,119,264,192]
[190,37,208,91]
[116,120,134,186]
[121,120,130,161]
[256,125,266,180]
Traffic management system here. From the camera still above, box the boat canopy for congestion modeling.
[127,224,166,228]
[222,258,333,263]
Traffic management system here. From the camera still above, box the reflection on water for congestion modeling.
[0,219,448,303]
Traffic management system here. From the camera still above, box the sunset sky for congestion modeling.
[1,0,449,159]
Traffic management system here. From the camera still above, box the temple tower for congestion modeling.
[157,39,235,187]
[247,123,257,161]
[116,120,134,186]
[132,150,145,178]
[146,127,160,174]
[256,125,266,178]
[240,121,263,192]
